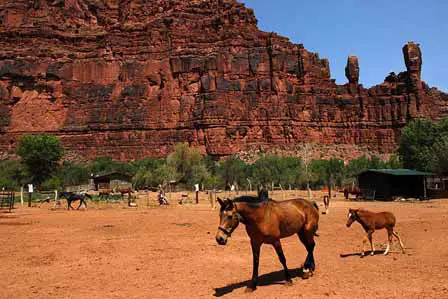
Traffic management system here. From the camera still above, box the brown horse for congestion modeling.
[119,188,134,206]
[346,208,406,257]
[215,196,319,291]
[344,186,362,200]
[99,189,113,201]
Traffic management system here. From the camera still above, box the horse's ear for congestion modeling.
[217,197,224,206]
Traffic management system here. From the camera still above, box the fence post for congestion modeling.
[53,190,59,209]
[20,187,24,206]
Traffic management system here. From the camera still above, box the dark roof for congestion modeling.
[360,169,434,176]
[93,171,132,179]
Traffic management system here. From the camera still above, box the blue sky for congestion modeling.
[241,0,447,91]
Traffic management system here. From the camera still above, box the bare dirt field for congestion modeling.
[1,191,448,299]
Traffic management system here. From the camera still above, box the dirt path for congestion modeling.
[1,192,448,298]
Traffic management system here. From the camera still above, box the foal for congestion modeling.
[216,196,319,291]
[346,208,406,257]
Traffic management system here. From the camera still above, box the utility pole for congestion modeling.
[304,144,312,200]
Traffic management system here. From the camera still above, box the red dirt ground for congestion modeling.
[1,191,448,298]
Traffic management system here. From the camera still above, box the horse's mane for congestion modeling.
[232,196,269,209]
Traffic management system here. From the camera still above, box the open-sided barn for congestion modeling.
[93,171,132,191]
[358,169,433,200]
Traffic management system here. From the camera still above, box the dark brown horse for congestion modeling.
[344,186,362,200]
[346,208,406,257]
[59,192,92,210]
[119,188,134,206]
[216,196,319,291]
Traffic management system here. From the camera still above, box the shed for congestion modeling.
[358,169,433,200]
[93,171,133,191]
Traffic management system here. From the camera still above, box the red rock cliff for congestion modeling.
[0,0,447,161]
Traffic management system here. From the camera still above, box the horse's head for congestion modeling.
[346,208,359,227]
[215,198,242,246]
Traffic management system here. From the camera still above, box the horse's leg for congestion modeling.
[384,229,393,255]
[67,200,72,210]
[368,231,375,256]
[361,235,368,257]
[392,230,406,253]
[77,200,83,210]
[298,231,316,277]
[247,240,261,292]
[272,240,292,284]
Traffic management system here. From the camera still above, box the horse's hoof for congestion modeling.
[370,251,375,256]
[302,269,313,279]
[285,280,293,286]
[245,287,256,293]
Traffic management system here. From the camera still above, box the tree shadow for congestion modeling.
[213,267,305,297]
[339,250,385,258]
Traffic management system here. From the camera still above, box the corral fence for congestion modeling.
[20,190,58,207]
[0,192,15,212]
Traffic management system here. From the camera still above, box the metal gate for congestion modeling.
[0,192,15,212]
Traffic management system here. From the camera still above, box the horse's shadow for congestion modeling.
[339,250,385,258]
[213,267,304,297]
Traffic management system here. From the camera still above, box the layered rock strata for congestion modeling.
[0,0,447,161]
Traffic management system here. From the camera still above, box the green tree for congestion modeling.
[431,135,448,174]
[132,168,153,190]
[385,154,402,169]
[345,155,369,177]
[368,155,386,169]
[249,155,281,188]
[279,156,302,189]
[0,160,26,190]
[17,134,64,187]
[58,161,90,186]
[166,143,210,188]
[247,155,302,189]
[90,157,135,175]
[218,155,247,189]
[310,158,344,198]
[398,119,438,171]
[131,158,166,189]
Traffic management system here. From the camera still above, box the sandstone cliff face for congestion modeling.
[0,0,447,161]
